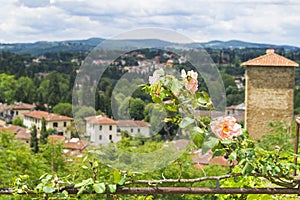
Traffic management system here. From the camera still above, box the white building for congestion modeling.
[117,120,151,137]
[23,110,73,138]
[85,115,121,145]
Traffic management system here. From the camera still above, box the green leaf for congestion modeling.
[74,178,93,188]
[164,103,177,112]
[43,186,56,194]
[93,183,106,194]
[77,186,85,196]
[242,163,253,176]
[213,149,226,157]
[118,176,126,186]
[179,117,194,128]
[152,96,162,103]
[108,184,117,193]
[82,165,89,169]
[202,137,220,154]
[170,78,182,95]
[229,151,237,161]
[82,155,88,163]
[39,173,48,180]
[92,161,99,168]
[221,139,234,145]
[190,127,205,148]
[113,170,121,184]
[197,96,207,105]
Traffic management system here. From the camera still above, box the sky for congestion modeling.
[1,0,300,46]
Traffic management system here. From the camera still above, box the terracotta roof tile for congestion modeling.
[49,135,65,144]
[191,149,230,167]
[241,49,299,67]
[15,129,31,140]
[85,115,116,125]
[24,111,73,121]
[64,138,86,150]
[117,120,151,127]
[0,125,31,141]
[11,103,35,110]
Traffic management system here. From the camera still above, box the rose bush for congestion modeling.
[144,69,298,186]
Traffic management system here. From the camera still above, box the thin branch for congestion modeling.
[125,173,244,185]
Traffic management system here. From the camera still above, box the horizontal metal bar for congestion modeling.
[1,187,299,195]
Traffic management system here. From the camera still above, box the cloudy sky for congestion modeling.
[1,0,300,46]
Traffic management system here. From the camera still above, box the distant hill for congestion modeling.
[198,40,299,50]
[0,38,298,55]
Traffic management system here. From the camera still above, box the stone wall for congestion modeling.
[245,66,295,138]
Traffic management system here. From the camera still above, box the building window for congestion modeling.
[99,135,102,140]
[16,111,19,115]
[99,125,102,130]
[109,125,112,131]
[64,122,67,127]
[138,128,140,133]
[131,128,133,133]
[109,135,112,140]
[53,122,58,127]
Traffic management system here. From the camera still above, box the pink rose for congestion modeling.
[186,78,198,94]
[181,69,199,94]
[210,116,242,140]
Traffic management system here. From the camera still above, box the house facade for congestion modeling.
[116,120,151,137]
[0,102,35,124]
[23,110,73,138]
[9,102,36,119]
[85,115,121,145]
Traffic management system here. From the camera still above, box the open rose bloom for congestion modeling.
[181,69,198,94]
[210,116,242,140]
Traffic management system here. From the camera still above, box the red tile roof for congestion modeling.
[0,125,31,141]
[64,138,86,150]
[49,135,86,150]
[0,125,26,134]
[191,149,230,167]
[85,115,116,125]
[11,103,35,110]
[0,103,35,112]
[241,49,299,67]
[24,111,73,121]
[15,129,31,141]
[49,135,65,144]
[117,120,151,127]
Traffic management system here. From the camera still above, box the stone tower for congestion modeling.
[241,49,299,139]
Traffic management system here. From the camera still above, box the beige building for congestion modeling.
[0,102,35,124]
[23,110,73,138]
[10,103,35,119]
[242,49,299,138]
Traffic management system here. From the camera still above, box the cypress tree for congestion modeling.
[30,125,39,153]
[40,117,48,144]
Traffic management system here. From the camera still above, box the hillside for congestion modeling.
[0,38,299,55]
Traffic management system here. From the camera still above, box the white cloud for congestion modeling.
[0,0,299,46]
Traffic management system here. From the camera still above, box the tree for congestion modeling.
[15,77,36,103]
[47,73,61,107]
[40,117,48,144]
[11,117,25,127]
[30,125,39,153]
[129,98,145,120]
[0,73,17,103]
[53,102,72,117]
